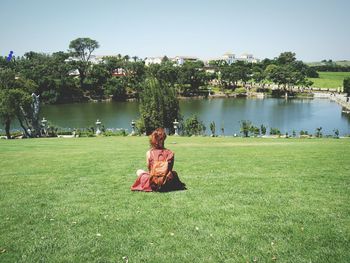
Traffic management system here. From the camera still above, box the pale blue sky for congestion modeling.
[1,0,349,61]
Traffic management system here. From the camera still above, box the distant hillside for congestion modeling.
[307,60,350,67]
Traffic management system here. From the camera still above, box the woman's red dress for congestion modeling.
[131,148,185,192]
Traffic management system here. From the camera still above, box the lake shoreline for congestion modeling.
[3,95,349,136]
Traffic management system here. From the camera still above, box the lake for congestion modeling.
[26,97,350,136]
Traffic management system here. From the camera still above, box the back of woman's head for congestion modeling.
[150,128,167,149]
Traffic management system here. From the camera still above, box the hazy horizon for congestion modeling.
[1,0,349,62]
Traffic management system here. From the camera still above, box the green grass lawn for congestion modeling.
[1,137,349,262]
[309,72,350,89]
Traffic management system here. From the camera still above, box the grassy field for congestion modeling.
[0,137,349,262]
[309,72,350,89]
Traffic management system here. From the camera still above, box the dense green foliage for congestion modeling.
[182,114,206,136]
[69,38,100,90]
[0,39,321,107]
[270,127,281,135]
[343,77,350,95]
[0,68,38,138]
[310,60,350,72]
[263,52,313,89]
[240,120,252,137]
[0,137,349,262]
[138,78,180,135]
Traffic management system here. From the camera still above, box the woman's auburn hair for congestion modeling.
[150,128,167,149]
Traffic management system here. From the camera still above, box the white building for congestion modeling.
[207,52,259,64]
[65,54,106,64]
[222,52,236,65]
[238,53,259,63]
[206,52,236,65]
[172,56,198,66]
[144,57,163,66]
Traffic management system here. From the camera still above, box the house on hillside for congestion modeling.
[206,52,236,66]
[173,56,199,66]
[112,68,127,77]
[238,53,259,63]
[144,57,163,66]
[222,52,236,65]
[68,69,80,77]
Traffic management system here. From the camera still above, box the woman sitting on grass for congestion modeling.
[131,128,186,192]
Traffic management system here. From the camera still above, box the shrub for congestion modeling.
[135,119,146,135]
[300,130,309,136]
[76,128,95,137]
[183,115,206,136]
[260,124,267,135]
[240,120,252,137]
[315,127,323,138]
[233,87,246,94]
[46,123,58,137]
[103,129,128,136]
[249,125,260,137]
[270,127,281,135]
[333,129,339,139]
[56,129,73,135]
[209,121,216,137]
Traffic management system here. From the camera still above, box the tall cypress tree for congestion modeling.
[139,78,180,135]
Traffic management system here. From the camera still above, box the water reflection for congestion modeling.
[8,98,349,135]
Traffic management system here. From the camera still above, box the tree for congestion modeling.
[0,69,38,138]
[124,60,146,93]
[132,56,139,62]
[138,78,180,135]
[234,61,251,88]
[277,52,296,65]
[157,63,178,86]
[84,63,109,97]
[146,62,178,87]
[69,38,99,89]
[343,77,350,95]
[161,56,170,64]
[252,66,265,87]
[265,53,310,91]
[220,61,252,90]
[177,61,208,95]
[0,69,18,138]
[104,77,127,100]
[220,63,239,89]
[18,51,77,104]
[103,55,125,75]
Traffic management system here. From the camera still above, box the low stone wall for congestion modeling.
[329,93,350,110]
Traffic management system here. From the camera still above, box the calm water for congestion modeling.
[7,98,350,135]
